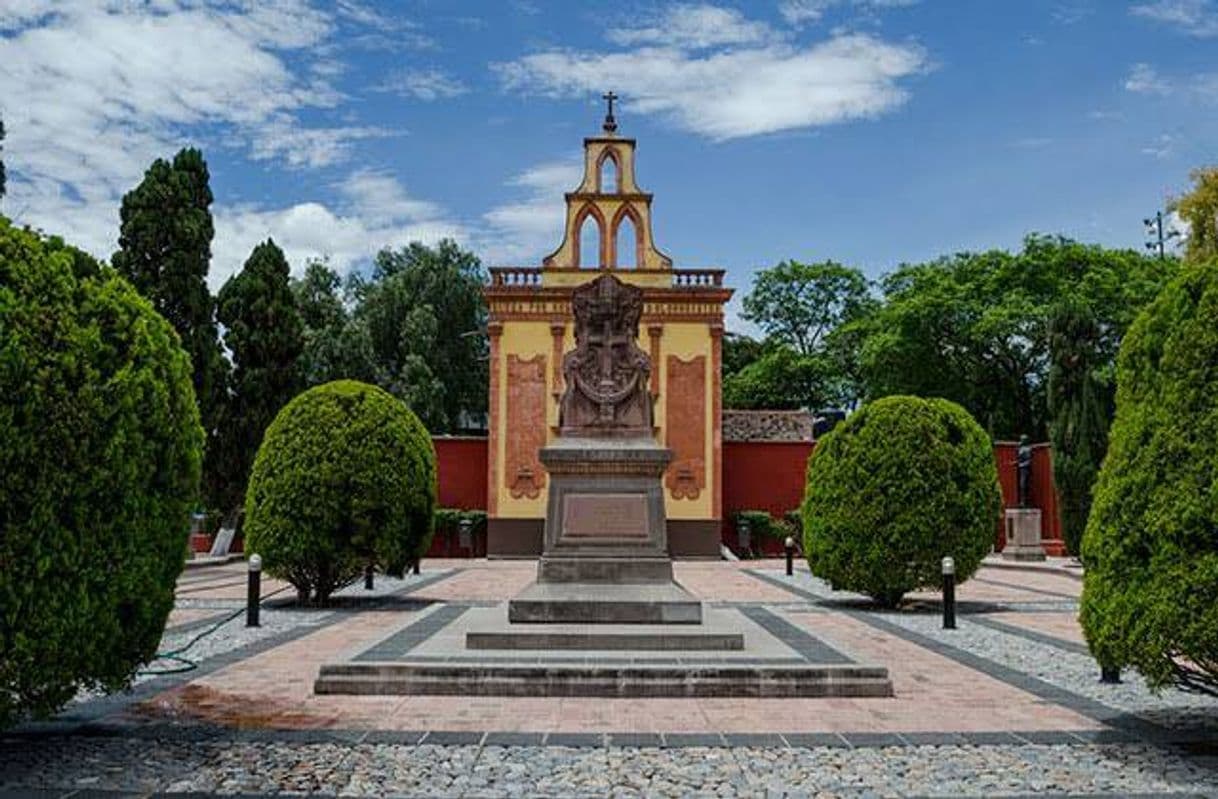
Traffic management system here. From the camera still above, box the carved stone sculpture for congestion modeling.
[558,274,653,434]
[1016,434,1033,509]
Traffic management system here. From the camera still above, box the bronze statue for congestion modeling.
[1016,434,1033,508]
[559,274,653,434]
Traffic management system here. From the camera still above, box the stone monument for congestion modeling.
[1003,434,1046,561]
[510,273,701,622]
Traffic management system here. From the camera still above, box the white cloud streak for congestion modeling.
[1131,0,1218,36]
[480,159,583,264]
[0,0,416,266]
[497,30,927,140]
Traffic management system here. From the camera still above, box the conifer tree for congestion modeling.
[112,148,227,454]
[1047,300,1111,556]
[215,239,304,517]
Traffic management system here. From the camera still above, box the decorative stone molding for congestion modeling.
[722,410,814,443]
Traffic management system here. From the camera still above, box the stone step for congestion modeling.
[314,662,894,698]
[508,581,703,624]
[466,629,744,651]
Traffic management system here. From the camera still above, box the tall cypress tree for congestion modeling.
[1047,300,1111,556]
[112,148,227,447]
[215,239,304,517]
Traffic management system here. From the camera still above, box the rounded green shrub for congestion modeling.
[244,380,436,603]
[801,395,1001,606]
[0,218,203,726]
[1080,261,1218,693]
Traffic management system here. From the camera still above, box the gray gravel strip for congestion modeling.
[1,738,1215,797]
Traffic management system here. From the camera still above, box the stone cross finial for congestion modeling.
[602,91,618,133]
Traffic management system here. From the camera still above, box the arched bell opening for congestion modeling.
[596,150,621,194]
[574,205,606,269]
[610,205,644,269]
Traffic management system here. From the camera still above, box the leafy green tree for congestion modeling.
[722,332,766,379]
[1171,166,1218,264]
[802,396,1001,607]
[1,218,203,726]
[1081,260,1218,695]
[291,259,378,387]
[213,239,304,518]
[351,239,487,432]
[742,260,873,357]
[244,380,436,604]
[111,148,227,490]
[1046,299,1111,556]
[860,235,1176,439]
[724,346,842,410]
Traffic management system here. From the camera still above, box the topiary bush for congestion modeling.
[801,395,1001,607]
[0,218,203,727]
[1080,261,1218,694]
[244,380,436,603]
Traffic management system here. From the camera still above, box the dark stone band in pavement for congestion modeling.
[967,614,1093,657]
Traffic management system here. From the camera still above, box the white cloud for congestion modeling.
[779,0,919,26]
[372,68,469,101]
[1123,62,1218,103]
[1131,0,1218,36]
[496,29,928,140]
[212,172,464,290]
[609,4,776,48]
[1125,62,1172,94]
[0,1,401,261]
[1141,132,1175,158]
[480,159,583,263]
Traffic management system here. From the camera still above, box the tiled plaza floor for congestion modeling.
[3,557,1217,797]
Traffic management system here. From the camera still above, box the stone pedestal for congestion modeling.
[1003,508,1045,561]
[536,436,672,583]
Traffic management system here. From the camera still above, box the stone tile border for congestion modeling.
[745,570,1176,742]
[14,569,459,734]
[968,614,1092,657]
[2,721,1168,749]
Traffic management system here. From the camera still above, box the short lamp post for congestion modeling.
[784,536,796,576]
[247,554,262,628]
[364,562,375,591]
[458,517,474,552]
[737,518,751,557]
[941,556,956,630]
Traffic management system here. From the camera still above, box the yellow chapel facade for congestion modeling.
[484,105,732,557]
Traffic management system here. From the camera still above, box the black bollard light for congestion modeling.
[364,562,374,591]
[247,554,262,628]
[784,535,795,576]
[941,556,956,630]
[413,558,421,575]
[1100,665,1122,684]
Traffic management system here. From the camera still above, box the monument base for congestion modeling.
[1003,508,1046,561]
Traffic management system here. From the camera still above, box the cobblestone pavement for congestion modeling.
[3,559,1217,798]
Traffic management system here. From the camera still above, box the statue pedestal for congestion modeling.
[1003,508,1045,561]
[508,436,703,623]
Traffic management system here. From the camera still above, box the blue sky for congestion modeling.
[2,0,1216,329]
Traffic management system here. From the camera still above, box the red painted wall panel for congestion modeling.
[721,441,814,554]
[426,436,489,558]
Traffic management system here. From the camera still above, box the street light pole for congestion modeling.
[1143,211,1180,260]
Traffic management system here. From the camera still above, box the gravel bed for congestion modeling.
[2,738,1215,797]
[778,571,1218,733]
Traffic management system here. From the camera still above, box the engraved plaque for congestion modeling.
[562,493,648,538]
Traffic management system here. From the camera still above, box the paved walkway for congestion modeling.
[2,558,1216,797]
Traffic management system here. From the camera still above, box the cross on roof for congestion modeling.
[602,91,618,133]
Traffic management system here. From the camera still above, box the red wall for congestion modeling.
[721,440,1065,557]
[429,436,1066,558]
[427,436,489,557]
[721,441,814,555]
